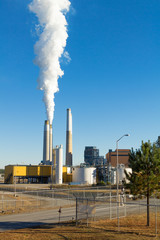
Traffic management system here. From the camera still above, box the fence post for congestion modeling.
[117,194,120,231]
[154,196,157,236]
[52,192,54,206]
[1,194,3,212]
[21,192,23,208]
[37,191,38,208]
[110,191,111,219]
[87,198,88,227]
[68,189,70,205]
[58,207,62,224]
[76,198,78,226]
[124,194,126,217]
[6,198,8,211]
[155,204,157,236]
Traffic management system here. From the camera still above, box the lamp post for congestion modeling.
[116,134,130,230]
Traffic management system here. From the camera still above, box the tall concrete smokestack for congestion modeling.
[49,124,53,163]
[43,120,50,164]
[66,108,72,166]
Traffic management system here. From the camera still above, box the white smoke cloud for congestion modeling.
[63,51,71,63]
[29,0,71,123]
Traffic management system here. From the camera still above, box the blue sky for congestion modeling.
[0,0,160,168]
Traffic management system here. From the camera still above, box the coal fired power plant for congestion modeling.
[41,108,73,184]
[5,107,96,185]
[42,108,73,167]
[66,108,73,166]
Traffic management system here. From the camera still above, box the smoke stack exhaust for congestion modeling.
[66,108,72,166]
[43,120,50,164]
[29,0,71,123]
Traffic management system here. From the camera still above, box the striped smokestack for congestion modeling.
[43,120,50,164]
[66,108,72,166]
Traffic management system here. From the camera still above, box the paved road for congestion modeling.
[0,198,159,232]
[0,207,76,232]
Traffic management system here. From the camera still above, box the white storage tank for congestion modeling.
[118,164,125,184]
[72,167,96,185]
[118,164,132,184]
[125,168,132,183]
[111,169,116,185]
[55,145,63,184]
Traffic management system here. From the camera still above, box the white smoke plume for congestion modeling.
[29,0,71,123]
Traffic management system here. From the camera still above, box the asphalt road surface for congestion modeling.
[0,207,76,232]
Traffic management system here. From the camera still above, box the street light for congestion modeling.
[116,134,130,230]
[116,134,130,192]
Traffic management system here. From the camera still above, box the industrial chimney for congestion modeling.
[66,108,72,166]
[43,120,50,164]
[49,124,53,163]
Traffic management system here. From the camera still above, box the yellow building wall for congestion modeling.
[14,166,27,176]
[66,174,72,182]
[5,165,72,184]
[40,166,51,176]
[27,166,40,176]
[63,167,72,183]
[52,167,56,180]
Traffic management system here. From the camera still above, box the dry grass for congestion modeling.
[0,213,160,240]
[0,194,42,215]
[0,193,75,216]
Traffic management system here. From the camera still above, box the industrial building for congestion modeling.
[4,108,99,186]
[106,149,130,167]
[4,165,72,184]
[84,146,105,166]
[84,146,99,165]
[4,165,97,185]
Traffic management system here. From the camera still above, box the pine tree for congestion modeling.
[125,141,160,226]
[156,136,160,148]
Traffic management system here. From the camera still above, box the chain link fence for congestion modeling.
[1,187,160,236]
[0,186,114,213]
[75,194,160,235]
[0,190,76,213]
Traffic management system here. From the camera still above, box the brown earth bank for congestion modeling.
[0,213,159,240]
